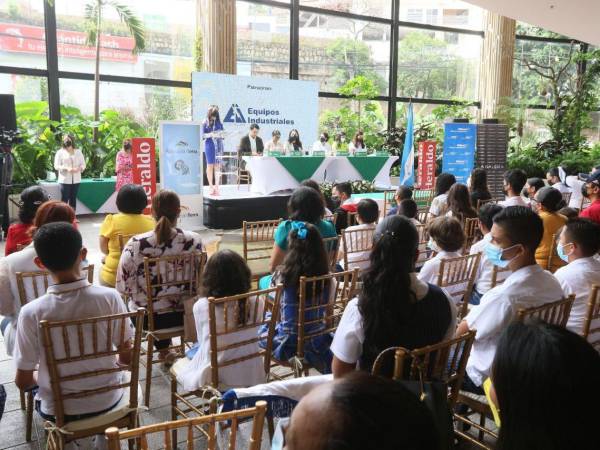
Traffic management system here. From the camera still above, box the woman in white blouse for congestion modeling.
[54,134,86,212]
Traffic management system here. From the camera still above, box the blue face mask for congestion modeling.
[557,242,573,263]
[485,243,519,268]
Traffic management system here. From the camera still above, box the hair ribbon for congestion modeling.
[291,221,308,240]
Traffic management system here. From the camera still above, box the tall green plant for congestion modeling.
[337,75,379,131]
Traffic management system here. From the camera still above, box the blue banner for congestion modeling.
[399,103,415,187]
[442,123,477,184]
[160,122,203,195]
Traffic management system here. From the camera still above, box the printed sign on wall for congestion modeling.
[131,137,156,215]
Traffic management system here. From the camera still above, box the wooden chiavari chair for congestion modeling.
[463,217,481,252]
[415,224,430,267]
[118,233,136,252]
[436,253,481,319]
[269,270,358,379]
[141,251,206,407]
[416,207,429,224]
[582,285,600,350]
[561,191,572,205]
[341,225,376,275]
[106,400,267,450]
[414,189,435,208]
[242,219,281,280]
[346,211,358,227]
[516,295,576,326]
[383,190,397,216]
[170,286,282,443]
[490,265,511,289]
[41,309,145,450]
[322,236,340,271]
[546,232,564,272]
[371,331,476,408]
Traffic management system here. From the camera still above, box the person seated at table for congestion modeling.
[99,184,155,287]
[446,183,477,221]
[338,199,379,273]
[238,123,263,156]
[499,169,528,207]
[524,177,545,201]
[175,250,266,391]
[0,200,76,356]
[331,216,455,377]
[265,129,284,155]
[386,185,412,216]
[429,173,456,219]
[116,189,204,363]
[14,223,133,425]
[468,168,491,208]
[348,131,365,155]
[417,216,466,304]
[332,181,357,234]
[533,186,567,272]
[268,187,337,273]
[311,132,332,155]
[260,222,333,373]
[300,179,332,216]
[284,129,303,154]
[280,371,440,450]
[332,132,348,155]
[4,186,49,256]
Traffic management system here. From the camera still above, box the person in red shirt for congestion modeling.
[4,186,49,255]
[332,182,357,234]
[579,171,600,225]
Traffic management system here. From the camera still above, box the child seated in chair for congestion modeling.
[14,223,133,424]
[259,222,333,374]
[337,198,378,273]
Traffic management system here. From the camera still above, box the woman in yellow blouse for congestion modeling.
[99,184,155,286]
[533,186,567,272]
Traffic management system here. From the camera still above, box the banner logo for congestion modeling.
[132,138,157,215]
[224,104,246,123]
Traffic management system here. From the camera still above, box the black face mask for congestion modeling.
[320,136,327,143]
[64,139,72,147]
[124,142,132,151]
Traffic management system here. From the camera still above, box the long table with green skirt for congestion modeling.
[243,155,399,195]
[40,177,118,214]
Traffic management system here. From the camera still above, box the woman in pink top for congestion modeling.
[115,139,134,191]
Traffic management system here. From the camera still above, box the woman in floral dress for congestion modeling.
[115,139,134,192]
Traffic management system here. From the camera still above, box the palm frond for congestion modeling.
[84,1,100,47]
[108,1,146,54]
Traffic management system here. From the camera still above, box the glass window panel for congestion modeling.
[299,13,390,95]
[0,73,47,106]
[299,0,391,19]
[237,1,290,78]
[397,27,481,101]
[399,0,483,31]
[0,0,47,69]
[55,0,195,81]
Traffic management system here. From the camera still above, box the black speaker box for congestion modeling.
[0,94,17,132]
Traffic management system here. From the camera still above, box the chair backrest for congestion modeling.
[546,232,561,271]
[242,219,281,263]
[40,309,144,428]
[208,285,283,388]
[371,331,476,407]
[582,285,600,350]
[142,252,206,323]
[414,189,435,208]
[415,224,430,266]
[561,191,572,205]
[436,253,481,319]
[16,265,95,307]
[118,233,136,252]
[341,225,376,272]
[322,236,340,271]
[105,400,267,450]
[416,207,429,224]
[296,270,358,359]
[516,295,576,327]
[346,211,358,227]
[490,265,511,289]
[383,190,397,216]
[463,217,480,252]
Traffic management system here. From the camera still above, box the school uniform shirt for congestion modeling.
[417,250,464,303]
[429,194,448,217]
[554,257,600,337]
[330,274,457,367]
[338,223,375,272]
[13,279,133,416]
[54,148,86,184]
[499,196,528,208]
[274,219,337,252]
[465,265,564,386]
[175,297,266,392]
[469,233,509,295]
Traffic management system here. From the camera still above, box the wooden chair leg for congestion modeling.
[171,375,178,446]
[25,390,34,442]
[19,389,25,410]
[144,335,154,408]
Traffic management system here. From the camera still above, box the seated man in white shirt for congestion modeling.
[338,198,378,273]
[14,223,133,423]
[553,218,600,337]
[469,203,506,305]
[456,206,564,394]
[499,169,529,207]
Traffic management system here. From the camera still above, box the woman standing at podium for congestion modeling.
[202,105,224,196]
[54,134,85,212]
[115,138,133,192]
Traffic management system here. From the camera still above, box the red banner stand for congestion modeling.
[131,138,157,215]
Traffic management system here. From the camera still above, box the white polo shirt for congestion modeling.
[470,233,510,295]
[554,257,600,337]
[13,279,133,416]
[499,196,528,207]
[429,193,448,217]
[417,249,463,303]
[465,264,564,386]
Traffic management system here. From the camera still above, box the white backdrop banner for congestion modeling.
[191,72,319,152]
[159,121,203,229]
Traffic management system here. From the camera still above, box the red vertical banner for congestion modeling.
[417,141,436,190]
[131,138,157,214]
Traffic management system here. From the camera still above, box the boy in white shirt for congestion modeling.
[14,223,133,422]
[469,203,506,305]
[499,169,529,207]
[553,218,600,337]
[338,198,378,273]
[456,206,564,393]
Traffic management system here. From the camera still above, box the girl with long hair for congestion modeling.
[429,172,456,218]
[348,131,365,155]
[285,129,303,154]
[331,216,455,377]
[202,105,224,196]
[447,183,477,221]
[468,168,491,208]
